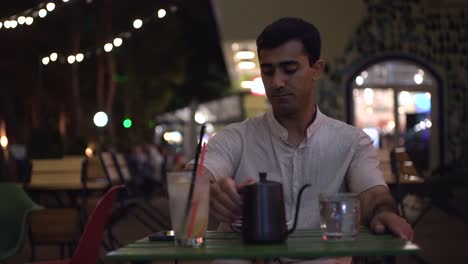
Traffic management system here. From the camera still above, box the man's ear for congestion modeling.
[311,59,324,81]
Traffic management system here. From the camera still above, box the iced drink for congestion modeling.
[167,171,210,247]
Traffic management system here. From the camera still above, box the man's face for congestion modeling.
[259,39,323,117]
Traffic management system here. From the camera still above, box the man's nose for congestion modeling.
[272,72,286,88]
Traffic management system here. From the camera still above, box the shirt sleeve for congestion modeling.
[198,127,242,181]
[346,131,387,193]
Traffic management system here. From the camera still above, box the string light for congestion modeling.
[113,37,123,47]
[67,55,76,64]
[75,53,84,62]
[39,5,178,66]
[25,17,34,25]
[46,3,56,12]
[104,43,113,52]
[133,19,143,29]
[157,9,166,18]
[42,57,50,65]
[10,20,18,28]
[17,16,26,25]
[1,0,74,31]
[38,9,48,18]
[50,52,58,61]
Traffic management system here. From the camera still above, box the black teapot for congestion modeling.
[242,172,310,243]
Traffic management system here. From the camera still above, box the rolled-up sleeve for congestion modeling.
[346,131,387,193]
[200,127,242,181]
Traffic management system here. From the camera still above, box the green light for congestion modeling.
[123,118,132,128]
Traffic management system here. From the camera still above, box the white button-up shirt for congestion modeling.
[203,106,386,229]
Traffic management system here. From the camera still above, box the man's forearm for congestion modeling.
[360,186,399,225]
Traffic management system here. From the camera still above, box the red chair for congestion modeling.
[30,185,125,264]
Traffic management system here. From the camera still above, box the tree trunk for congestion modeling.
[68,0,84,141]
[103,0,116,142]
[96,1,105,110]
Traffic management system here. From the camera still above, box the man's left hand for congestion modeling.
[370,211,414,241]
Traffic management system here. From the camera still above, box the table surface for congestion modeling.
[26,179,109,191]
[105,229,420,261]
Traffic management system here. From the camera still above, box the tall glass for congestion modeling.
[167,171,210,247]
[319,193,360,241]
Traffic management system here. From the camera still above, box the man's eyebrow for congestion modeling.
[260,60,299,68]
[279,60,299,67]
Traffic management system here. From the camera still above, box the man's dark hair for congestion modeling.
[256,17,321,65]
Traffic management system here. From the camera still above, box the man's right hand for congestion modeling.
[210,177,255,223]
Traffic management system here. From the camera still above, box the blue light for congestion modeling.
[413,93,431,112]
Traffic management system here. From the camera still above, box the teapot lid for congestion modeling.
[256,172,281,186]
[259,172,267,182]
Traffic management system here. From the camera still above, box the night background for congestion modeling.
[0,0,230,153]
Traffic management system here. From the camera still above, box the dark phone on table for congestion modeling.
[149,230,175,241]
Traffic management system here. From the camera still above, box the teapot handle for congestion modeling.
[287,184,311,235]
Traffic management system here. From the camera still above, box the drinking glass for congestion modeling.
[319,193,360,240]
[167,171,210,247]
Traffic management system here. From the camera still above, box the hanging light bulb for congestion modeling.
[17,16,26,25]
[46,3,56,12]
[50,52,58,61]
[113,37,123,47]
[0,22,2,29]
[38,9,47,18]
[42,57,50,65]
[10,20,18,28]
[104,43,113,52]
[62,0,70,2]
[75,53,84,62]
[67,55,76,64]
[133,19,143,29]
[157,9,167,18]
[25,17,34,25]
[4,21,11,29]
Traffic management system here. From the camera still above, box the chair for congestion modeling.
[391,147,430,227]
[97,152,169,248]
[0,183,42,261]
[30,184,125,264]
[26,157,86,261]
[112,152,170,229]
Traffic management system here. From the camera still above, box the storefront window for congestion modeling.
[351,60,438,177]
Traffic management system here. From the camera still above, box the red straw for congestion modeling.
[187,142,207,237]
[197,143,207,176]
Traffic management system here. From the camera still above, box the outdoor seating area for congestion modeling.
[0,150,170,263]
[1,0,468,264]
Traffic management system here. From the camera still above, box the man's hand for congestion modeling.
[360,185,414,241]
[210,177,255,223]
[370,211,414,241]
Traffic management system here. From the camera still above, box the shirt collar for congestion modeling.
[266,105,324,142]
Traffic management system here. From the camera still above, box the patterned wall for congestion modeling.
[317,0,468,165]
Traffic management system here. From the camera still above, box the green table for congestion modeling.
[105,229,420,262]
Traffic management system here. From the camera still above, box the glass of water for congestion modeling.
[319,193,360,241]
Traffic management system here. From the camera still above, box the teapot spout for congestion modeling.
[287,184,311,235]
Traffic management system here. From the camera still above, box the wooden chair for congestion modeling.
[97,152,169,248]
[30,185,125,264]
[27,157,85,261]
[80,156,110,221]
[113,152,170,229]
[392,147,430,227]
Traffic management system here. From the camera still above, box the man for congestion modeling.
[199,17,413,262]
